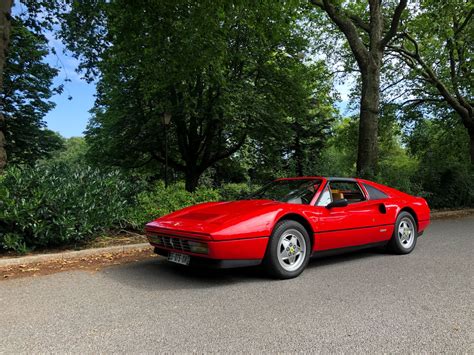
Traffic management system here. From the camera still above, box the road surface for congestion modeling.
[1,217,473,353]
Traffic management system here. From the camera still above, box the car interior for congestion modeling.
[329,181,366,204]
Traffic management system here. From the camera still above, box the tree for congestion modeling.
[0,0,13,172]
[310,0,408,178]
[388,0,473,164]
[62,0,335,191]
[50,136,87,165]
[0,0,64,171]
[1,20,63,165]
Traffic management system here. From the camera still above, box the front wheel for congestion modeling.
[387,211,418,254]
[263,220,311,279]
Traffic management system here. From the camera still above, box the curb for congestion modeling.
[431,209,474,220]
[0,243,151,268]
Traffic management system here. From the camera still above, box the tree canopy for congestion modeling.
[60,0,337,191]
[387,0,473,162]
[1,19,62,164]
[0,0,472,206]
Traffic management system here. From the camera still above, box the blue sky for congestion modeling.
[43,35,96,138]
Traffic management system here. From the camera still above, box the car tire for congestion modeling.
[263,220,311,279]
[387,211,418,254]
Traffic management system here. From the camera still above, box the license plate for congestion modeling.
[168,252,190,266]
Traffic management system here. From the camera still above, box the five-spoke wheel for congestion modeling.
[388,211,418,254]
[264,220,310,279]
[277,229,307,272]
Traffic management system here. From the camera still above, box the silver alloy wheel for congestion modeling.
[277,229,306,272]
[398,217,415,249]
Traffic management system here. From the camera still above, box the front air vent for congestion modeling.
[148,235,192,252]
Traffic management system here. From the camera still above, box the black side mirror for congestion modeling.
[326,199,349,209]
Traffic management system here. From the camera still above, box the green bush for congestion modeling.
[127,182,259,228]
[0,163,143,253]
[127,182,222,228]
[0,165,257,254]
[405,118,474,209]
[415,162,474,209]
[217,183,256,201]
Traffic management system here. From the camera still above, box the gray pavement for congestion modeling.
[1,217,473,353]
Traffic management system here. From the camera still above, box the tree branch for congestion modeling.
[380,0,407,49]
[401,98,444,107]
[310,0,369,66]
[455,8,473,36]
[381,75,407,93]
[348,13,370,33]
[206,133,247,168]
[151,151,186,172]
[391,33,472,126]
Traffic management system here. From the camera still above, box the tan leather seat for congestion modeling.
[331,191,344,201]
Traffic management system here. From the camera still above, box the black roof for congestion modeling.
[325,177,357,182]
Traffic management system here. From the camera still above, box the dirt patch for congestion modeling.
[0,231,147,260]
[0,247,157,281]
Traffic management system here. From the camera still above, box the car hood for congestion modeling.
[146,199,281,238]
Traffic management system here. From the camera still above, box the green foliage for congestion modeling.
[317,118,358,177]
[60,0,337,191]
[127,182,221,229]
[50,137,88,165]
[396,0,473,99]
[0,162,259,253]
[405,118,474,208]
[127,182,257,228]
[0,163,143,253]
[2,19,63,164]
[217,183,257,201]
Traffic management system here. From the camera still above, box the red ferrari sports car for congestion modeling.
[145,177,430,279]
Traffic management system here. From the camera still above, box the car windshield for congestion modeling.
[249,179,320,205]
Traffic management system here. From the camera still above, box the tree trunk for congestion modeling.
[356,60,380,178]
[469,127,474,166]
[0,0,13,173]
[184,167,200,192]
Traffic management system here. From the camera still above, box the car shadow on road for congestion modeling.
[307,247,388,270]
[101,257,269,291]
[102,247,389,291]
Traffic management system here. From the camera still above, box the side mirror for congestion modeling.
[326,199,349,209]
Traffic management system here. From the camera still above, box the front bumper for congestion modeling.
[153,247,262,268]
[146,232,269,267]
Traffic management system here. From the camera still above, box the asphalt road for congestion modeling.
[1,217,473,353]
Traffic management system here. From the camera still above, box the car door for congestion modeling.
[313,180,390,251]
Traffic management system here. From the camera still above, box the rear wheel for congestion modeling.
[263,220,311,279]
[387,211,417,254]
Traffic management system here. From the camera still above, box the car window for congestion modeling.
[316,184,332,206]
[328,181,366,204]
[249,179,320,205]
[363,183,389,200]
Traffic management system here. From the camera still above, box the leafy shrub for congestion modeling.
[415,162,474,209]
[127,182,258,228]
[0,163,143,253]
[405,118,474,209]
[127,182,221,228]
[217,183,256,201]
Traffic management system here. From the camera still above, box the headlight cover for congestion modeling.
[188,241,209,254]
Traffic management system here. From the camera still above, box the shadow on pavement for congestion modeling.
[101,257,267,291]
[307,247,388,270]
[102,247,388,291]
